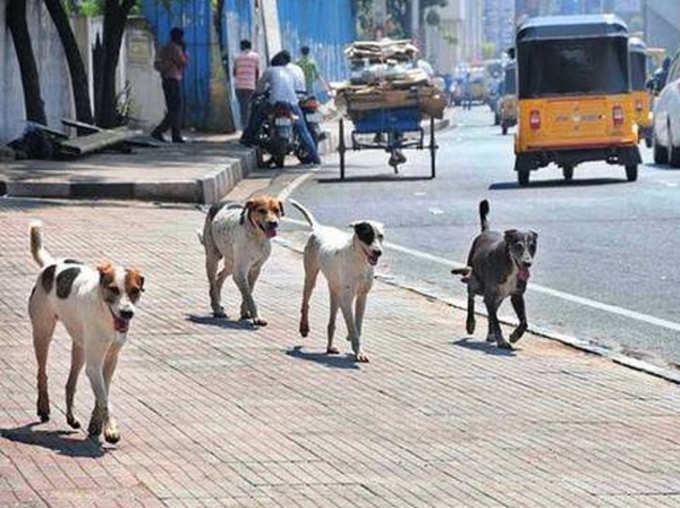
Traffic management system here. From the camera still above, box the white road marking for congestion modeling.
[277,172,316,202]
[282,216,680,333]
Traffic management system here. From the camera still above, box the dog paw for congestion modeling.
[486,333,496,343]
[299,322,309,337]
[87,406,107,438]
[213,308,227,318]
[466,318,476,335]
[37,409,50,423]
[355,353,370,363]
[496,340,513,350]
[66,414,81,429]
[326,347,340,355]
[509,325,526,344]
[104,418,120,444]
[252,318,267,327]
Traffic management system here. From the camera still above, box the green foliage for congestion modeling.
[482,42,497,60]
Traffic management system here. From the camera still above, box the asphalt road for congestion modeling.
[284,106,680,369]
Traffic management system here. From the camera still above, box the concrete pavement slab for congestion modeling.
[1,196,679,506]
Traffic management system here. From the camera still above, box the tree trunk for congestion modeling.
[95,0,134,128]
[6,0,47,125]
[43,0,94,127]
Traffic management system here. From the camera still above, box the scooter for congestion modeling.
[253,93,296,168]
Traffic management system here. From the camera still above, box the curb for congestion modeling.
[1,147,257,205]
[275,235,680,385]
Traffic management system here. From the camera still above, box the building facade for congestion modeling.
[483,0,515,57]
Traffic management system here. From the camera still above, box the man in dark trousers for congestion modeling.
[152,27,188,143]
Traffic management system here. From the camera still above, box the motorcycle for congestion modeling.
[295,94,325,163]
[253,93,296,168]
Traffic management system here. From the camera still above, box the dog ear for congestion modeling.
[240,200,254,225]
[529,230,538,242]
[278,200,285,216]
[97,262,115,285]
[503,229,519,243]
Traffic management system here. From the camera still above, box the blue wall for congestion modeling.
[141,0,212,128]
[277,0,355,95]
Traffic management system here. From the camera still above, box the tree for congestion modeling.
[96,0,137,127]
[43,0,94,126]
[6,0,48,125]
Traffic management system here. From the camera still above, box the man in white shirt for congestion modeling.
[241,51,320,165]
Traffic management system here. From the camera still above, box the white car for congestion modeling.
[653,51,680,166]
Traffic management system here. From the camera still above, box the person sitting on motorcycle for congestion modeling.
[241,51,321,165]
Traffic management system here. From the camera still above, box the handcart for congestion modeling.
[337,105,438,180]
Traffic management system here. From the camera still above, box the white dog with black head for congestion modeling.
[289,199,384,362]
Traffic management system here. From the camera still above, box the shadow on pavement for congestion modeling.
[644,162,678,171]
[1,422,107,458]
[452,337,517,357]
[318,175,434,184]
[489,177,627,190]
[186,314,257,331]
[286,345,360,369]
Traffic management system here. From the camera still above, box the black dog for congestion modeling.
[452,200,537,349]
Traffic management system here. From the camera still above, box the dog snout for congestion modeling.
[120,309,134,320]
[372,249,382,258]
[266,220,279,230]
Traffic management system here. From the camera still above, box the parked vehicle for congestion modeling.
[652,49,680,167]
[253,93,296,168]
[629,37,653,148]
[514,15,641,186]
[498,60,518,135]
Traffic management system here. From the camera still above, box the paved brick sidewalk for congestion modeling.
[1,197,680,507]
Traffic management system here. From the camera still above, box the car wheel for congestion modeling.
[625,164,638,182]
[670,128,680,168]
[517,169,530,187]
[562,165,574,181]
[653,133,668,165]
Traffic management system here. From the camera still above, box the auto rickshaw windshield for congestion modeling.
[518,37,629,98]
[630,51,646,91]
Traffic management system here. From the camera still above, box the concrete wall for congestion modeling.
[1,0,74,143]
[646,0,680,56]
[124,17,164,130]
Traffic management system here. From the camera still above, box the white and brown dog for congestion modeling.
[289,199,384,362]
[199,195,284,325]
[27,222,144,443]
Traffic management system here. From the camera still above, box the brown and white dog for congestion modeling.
[199,195,284,325]
[27,221,144,442]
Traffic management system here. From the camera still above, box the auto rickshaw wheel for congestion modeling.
[645,135,653,149]
[501,123,508,135]
[562,165,574,181]
[625,164,638,182]
[517,169,530,187]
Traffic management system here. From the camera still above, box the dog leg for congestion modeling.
[326,290,340,354]
[32,313,56,423]
[241,264,262,320]
[341,294,368,362]
[65,342,84,429]
[206,249,226,317]
[299,254,320,338]
[234,269,265,326]
[484,294,510,349]
[466,291,476,335]
[102,344,122,444]
[509,294,528,344]
[84,340,111,439]
[355,291,368,338]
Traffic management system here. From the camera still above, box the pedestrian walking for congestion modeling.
[233,39,260,128]
[463,72,472,110]
[151,27,188,143]
[296,46,330,96]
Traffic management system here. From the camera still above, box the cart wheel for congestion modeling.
[517,169,530,187]
[429,116,437,178]
[562,165,574,181]
[338,118,345,180]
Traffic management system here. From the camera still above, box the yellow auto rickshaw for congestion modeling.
[629,37,653,148]
[514,15,641,185]
[499,60,517,135]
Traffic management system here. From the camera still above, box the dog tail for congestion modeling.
[288,199,317,228]
[29,221,53,268]
[451,266,472,284]
[479,200,490,232]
